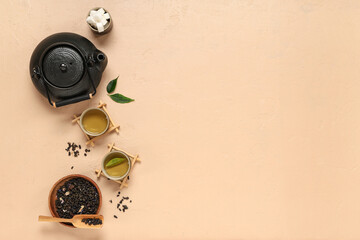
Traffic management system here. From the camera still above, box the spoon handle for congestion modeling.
[38,215,73,223]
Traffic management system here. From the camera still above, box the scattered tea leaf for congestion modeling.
[109,93,134,103]
[106,76,118,94]
[106,157,126,168]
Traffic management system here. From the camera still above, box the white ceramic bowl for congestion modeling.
[102,151,131,181]
[80,108,109,137]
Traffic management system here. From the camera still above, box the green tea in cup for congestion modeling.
[80,108,109,136]
[102,151,131,180]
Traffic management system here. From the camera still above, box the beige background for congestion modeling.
[1,0,360,239]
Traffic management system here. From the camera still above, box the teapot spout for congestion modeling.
[93,50,108,72]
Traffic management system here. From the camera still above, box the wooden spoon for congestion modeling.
[38,214,104,229]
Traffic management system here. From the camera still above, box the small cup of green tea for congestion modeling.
[80,108,109,137]
[102,151,131,181]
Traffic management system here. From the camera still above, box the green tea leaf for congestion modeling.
[106,157,126,168]
[109,93,135,103]
[106,76,118,94]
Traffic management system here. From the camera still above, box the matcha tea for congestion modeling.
[82,109,108,134]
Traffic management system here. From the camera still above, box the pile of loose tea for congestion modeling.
[110,191,132,218]
[55,177,100,219]
[65,142,91,157]
[81,218,103,226]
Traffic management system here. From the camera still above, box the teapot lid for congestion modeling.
[42,45,84,88]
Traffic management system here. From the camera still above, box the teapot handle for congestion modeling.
[52,69,97,108]
[53,94,93,108]
[34,56,98,108]
[41,67,97,108]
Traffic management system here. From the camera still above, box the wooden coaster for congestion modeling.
[72,101,120,146]
[95,143,141,189]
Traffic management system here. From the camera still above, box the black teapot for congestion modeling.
[30,32,107,108]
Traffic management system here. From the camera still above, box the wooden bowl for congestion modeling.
[48,174,102,227]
